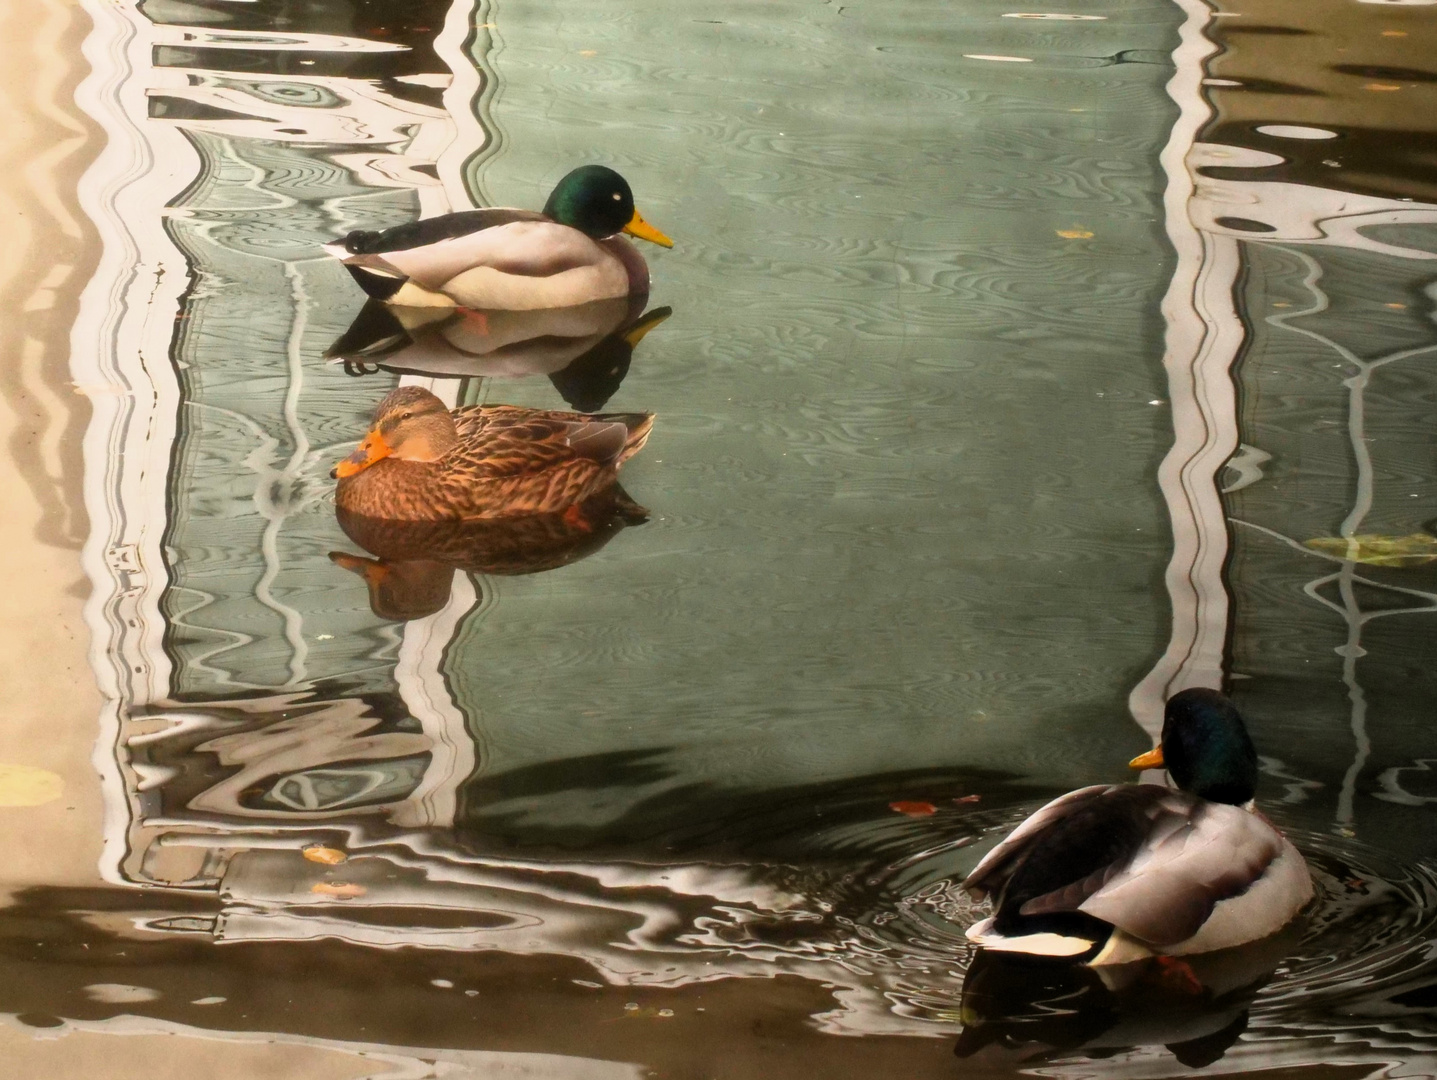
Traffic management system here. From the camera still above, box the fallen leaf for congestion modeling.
[952,794,982,805]
[1304,534,1437,568]
[1386,302,1407,310]
[1056,229,1093,239]
[579,50,597,56]
[303,846,348,866]
[1364,83,1402,92]
[311,882,366,899]
[0,764,63,807]
[889,800,937,817]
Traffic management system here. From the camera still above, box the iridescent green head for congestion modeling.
[1132,688,1259,805]
[543,166,673,247]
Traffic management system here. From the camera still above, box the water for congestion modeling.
[1,0,1435,1075]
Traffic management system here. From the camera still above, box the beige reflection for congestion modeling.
[0,0,107,905]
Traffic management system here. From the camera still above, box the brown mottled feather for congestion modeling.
[335,399,653,521]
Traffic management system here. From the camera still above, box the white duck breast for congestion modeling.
[963,784,1313,963]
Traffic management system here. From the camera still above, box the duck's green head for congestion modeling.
[543,165,674,247]
[1129,688,1259,804]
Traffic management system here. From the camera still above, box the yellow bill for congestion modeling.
[623,208,674,248]
[333,430,392,479]
[1129,746,1165,770]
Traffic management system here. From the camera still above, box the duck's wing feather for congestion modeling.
[961,784,1118,900]
[443,406,651,478]
[1070,801,1282,946]
[379,221,611,290]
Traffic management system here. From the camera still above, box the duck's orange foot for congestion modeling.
[563,504,592,532]
[1151,955,1204,996]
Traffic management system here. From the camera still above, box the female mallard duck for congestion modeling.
[324,166,673,310]
[332,386,654,522]
[963,688,1312,965]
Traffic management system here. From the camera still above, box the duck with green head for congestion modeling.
[325,165,673,310]
[962,688,1313,964]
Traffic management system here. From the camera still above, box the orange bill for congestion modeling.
[623,207,674,248]
[1129,746,1165,770]
[334,429,392,479]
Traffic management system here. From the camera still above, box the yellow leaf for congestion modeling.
[303,846,348,866]
[1056,229,1093,239]
[0,764,63,807]
[1364,83,1402,92]
[1304,534,1437,568]
[579,50,597,57]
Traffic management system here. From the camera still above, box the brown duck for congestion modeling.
[332,386,654,522]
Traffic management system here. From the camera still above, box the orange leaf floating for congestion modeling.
[311,882,366,899]
[1056,229,1094,239]
[889,800,937,817]
[303,846,348,866]
[953,794,982,805]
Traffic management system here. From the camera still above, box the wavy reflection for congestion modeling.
[954,930,1296,1068]
[328,298,672,411]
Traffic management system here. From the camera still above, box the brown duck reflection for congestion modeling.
[327,296,671,412]
[332,487,649,621]
[955,926,1300,1068]
[330,386,654,621]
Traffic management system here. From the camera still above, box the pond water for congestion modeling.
[1,0,1436,1075]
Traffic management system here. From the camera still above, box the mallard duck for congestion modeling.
[963,688,1312,965]
[331,484,648,621]
[323,165,673,310]
[326,296,671,411]
[332,386,654,522]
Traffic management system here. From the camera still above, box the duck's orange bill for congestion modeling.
[334,430,392,479]
[1129,746,1165,769]
[623,208,674,248]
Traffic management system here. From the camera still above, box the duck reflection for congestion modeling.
[329,386,654,620]
[332,485,649,621]
[327,298,671,412]
[954,928,1298,1068]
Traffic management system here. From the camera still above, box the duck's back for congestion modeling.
[963,784,1311,959]
[336,405,654,522]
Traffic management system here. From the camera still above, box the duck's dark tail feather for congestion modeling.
[343,261,408,301]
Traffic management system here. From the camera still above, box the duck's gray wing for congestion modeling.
[961,784,1118,901]
[1069,800,1283,946]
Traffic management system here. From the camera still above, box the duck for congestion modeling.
[323,165,673,310]
[962,688,1312,965]
[332,385,654,523]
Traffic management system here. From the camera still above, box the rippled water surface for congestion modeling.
[1,0,1435,1075]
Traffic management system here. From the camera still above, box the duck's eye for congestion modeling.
[401,411,413,420]
[612,192,622,201]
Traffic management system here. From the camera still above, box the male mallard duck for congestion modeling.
[324,165,673,310]
[332,386,654,522]
[963,688,1312,965]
